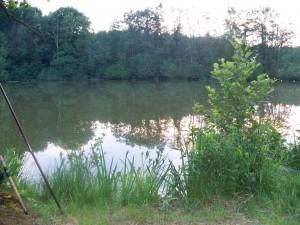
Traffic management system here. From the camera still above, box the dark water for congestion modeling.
[0,81,299,174]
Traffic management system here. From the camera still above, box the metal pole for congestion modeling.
[0,83,63,214]
[0,154,28,214]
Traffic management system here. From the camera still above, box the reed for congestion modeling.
[39,139,169,207]
[40,140,119,206]
[119,150,169,205]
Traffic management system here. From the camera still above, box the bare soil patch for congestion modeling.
[0,192,41,225]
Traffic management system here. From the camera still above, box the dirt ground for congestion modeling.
[0,192,41,225]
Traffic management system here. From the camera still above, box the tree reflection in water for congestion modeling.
[0,81,299,175]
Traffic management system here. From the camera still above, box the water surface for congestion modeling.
[0,81,299,175]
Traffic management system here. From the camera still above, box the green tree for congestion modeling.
[87,32,111,79]
[132,53,159,79]
[117,4,166,79]
[44,7,91,80]
[278,47,300,80]
[225,7,294,77]
[160,59,177,78]
[121,4,166,54]
[5,6,44,80]
[0,31,9,80]
[0,0,42,36]
[194,36,276,132]
[0,0,27,11]
[106,57,130,80]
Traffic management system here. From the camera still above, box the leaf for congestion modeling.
[245,51,252,59]
[8,0,16,9]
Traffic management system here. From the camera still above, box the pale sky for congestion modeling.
[29,0,300,45]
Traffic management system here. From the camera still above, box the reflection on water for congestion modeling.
[268,81,300,141]
[264,103,300,142]
[0,81,299,176]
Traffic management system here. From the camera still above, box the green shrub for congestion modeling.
[106,59,131,80]
[0,148,25,190]
[169,36,285,203]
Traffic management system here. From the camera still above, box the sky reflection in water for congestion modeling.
[0,81,298,179]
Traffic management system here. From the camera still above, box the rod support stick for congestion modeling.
[0,154,28,214]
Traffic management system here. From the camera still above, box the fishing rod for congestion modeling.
[0,83,63,214]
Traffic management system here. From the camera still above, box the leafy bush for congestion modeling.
[132,53,159,79]
[169,36,285,203]
[0,148,25,191]
[194,37,276,133]
[106,59,131,80]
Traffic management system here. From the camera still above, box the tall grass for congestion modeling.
[38,138,169,207]
[168,124,285,203]
[119,150,169,205]
[286,131,300,214]
[39,139,118,206]
[286,131,300,170]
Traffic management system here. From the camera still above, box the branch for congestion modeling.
[0,0,43,38]
[0,0,56,54]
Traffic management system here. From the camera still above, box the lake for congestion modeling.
[0,80,299,177]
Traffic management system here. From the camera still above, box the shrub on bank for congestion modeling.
[169,36,288,203]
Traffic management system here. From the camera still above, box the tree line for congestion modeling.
[0,4,299,81]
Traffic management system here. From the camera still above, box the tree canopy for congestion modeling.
[0,3,299,81]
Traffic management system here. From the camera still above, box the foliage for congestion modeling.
[0,148,25,190]
[0,31,9,81]
[278,47,300,81]
[169,36,286,203]
[87,31,110,79]
[0,0,28,10]
[160,59,177,78]
[225,7,294,77]
[132,53,159,79]
[43,7,91,80]
[194,37,276,133]
[2,4,298,81]
[106,58,130,80]
[169,128,284,202]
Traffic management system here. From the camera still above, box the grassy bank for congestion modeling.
[1,122,299,224]
[15,132,298,224]
[30,198,300,225]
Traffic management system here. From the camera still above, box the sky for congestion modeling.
[29,0,300,45]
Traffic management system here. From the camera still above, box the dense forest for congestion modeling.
[0,4,299,81]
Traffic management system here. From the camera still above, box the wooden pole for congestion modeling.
[0,154,28,215]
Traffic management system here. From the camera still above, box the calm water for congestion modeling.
[0,81,299,176]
